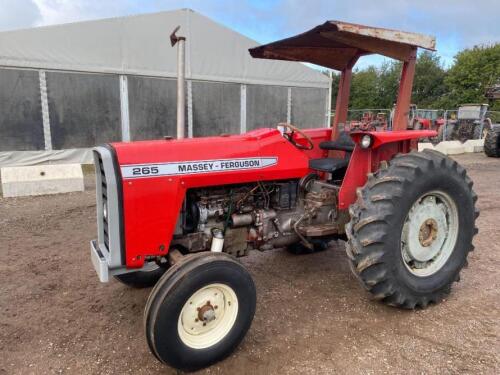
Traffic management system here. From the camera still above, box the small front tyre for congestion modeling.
[144,252,256,371]
[346,150,478,309]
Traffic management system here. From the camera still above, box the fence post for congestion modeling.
[39,70,52,151]
[187,80,193,138]
[240,84,247,134]
[326,70,333,127]
[287,87,292,124]
[119,75,131,142]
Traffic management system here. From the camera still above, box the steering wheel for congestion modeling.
[278,123,314,150]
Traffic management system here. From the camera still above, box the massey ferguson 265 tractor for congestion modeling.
[90,21,478,371]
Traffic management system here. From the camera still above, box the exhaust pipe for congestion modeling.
[170,26,186,139]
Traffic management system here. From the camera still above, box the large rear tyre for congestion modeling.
[115,264,166,288]
[484,127,500,157]
[346,150,478,309]
[144,252,256,372]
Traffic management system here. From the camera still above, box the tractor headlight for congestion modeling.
[360,134,373,149]
[103,200,108,221]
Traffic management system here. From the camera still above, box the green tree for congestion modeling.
[377,60,400,108]
[442,44,500,110]
[413,51,446,108]
[350,66,380,109]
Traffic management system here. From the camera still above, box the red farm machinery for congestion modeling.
[90,21,478,371]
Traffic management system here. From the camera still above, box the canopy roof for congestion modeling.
[0,9,329,88]
[249,20,436,71]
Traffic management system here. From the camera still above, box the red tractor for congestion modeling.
[407,105,446,143]
[349,111,388,131]
[90,21,478,371]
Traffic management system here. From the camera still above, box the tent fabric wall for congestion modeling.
[127,76,180,140]
[0,68,44,151]
[0,68,329,166]
[291,87,328,128]
[246,85,288,130]
[191,81,241,137]
[46,71,122,149]
[0,148,93,166]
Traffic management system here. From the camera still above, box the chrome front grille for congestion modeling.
[93,146,123,268]
[96,153,110,249]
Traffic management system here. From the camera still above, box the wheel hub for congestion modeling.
[177,283,238,349]
[401,192,459,277]
[198,301,216,323]
[419,218,438,247]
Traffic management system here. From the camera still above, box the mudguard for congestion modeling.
[338,130,437,209]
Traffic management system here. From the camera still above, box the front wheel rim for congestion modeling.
[401,191,459,277]
[177,283,239,349]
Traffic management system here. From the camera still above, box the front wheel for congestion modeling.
[144,252,256,371]
[346,150,478,309]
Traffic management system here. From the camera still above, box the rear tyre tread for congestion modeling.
[346,150,478,309]
[484,127,500,157]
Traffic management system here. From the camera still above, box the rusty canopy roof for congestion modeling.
[249,20,436,71]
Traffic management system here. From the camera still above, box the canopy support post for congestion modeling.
[392,47,417,131]
[331,57,357,141]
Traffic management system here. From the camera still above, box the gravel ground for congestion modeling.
[0,153,499,375]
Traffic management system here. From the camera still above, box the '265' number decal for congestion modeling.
[132,166,159,176]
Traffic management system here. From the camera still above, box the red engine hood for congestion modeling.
[111,128,329,166]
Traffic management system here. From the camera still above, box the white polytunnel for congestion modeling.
[0,9,331,166]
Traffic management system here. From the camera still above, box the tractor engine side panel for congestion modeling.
[112,128,330,268]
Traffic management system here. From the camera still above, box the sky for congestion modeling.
[1,0,499,69]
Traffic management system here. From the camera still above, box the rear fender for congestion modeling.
[338,130,436,210]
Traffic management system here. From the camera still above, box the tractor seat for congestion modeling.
[309,158,349,173]
[309,131,353,175]
[318,140,354,152]
[318,132,355,152]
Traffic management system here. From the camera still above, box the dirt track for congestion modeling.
[1,153,499,375]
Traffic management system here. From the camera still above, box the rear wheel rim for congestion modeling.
[177,283,239,349]
[401,191,459,277]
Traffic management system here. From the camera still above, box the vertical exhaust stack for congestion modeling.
[170,26,186,139]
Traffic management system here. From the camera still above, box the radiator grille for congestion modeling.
[96,153,110,249]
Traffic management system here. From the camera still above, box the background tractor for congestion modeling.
[89,21,478,371]
[407,104,445,143]
[447,103,492,142]
[349,111,388,131]
[484,85,500,157]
